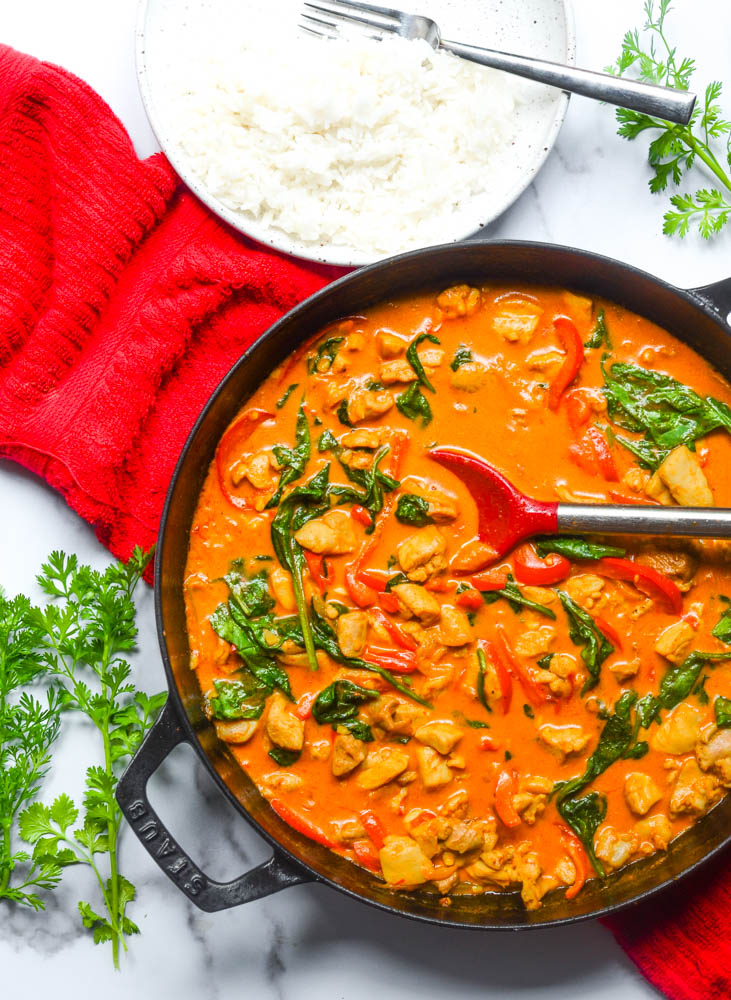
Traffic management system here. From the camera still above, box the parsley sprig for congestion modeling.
[608,0,731,238]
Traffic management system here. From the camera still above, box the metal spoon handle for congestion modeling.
[557,504,731,538]
[440,39,696,125]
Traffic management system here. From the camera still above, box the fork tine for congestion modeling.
[302,11,339,30]
[303,1,397,34]
[319,0,403,20]
[299,21,336,39]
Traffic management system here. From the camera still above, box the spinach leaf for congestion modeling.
[275,383,299,409]
[396,383,433,427]
[317,429,339,452]
[712,598,731,643]
[406,332,441,392]
[450,345,473,371]
[308,336,344,374]
[331,445,399,534]
[481,574,556,620]
[385,572,409,591]
[558,592,614,694]
[464,718,490,729]
[603,360,731,469]
[336,400,352,427]
[209,677,268,720]
[585,309,611,350]
[714,696,731,729]
[224,562,275,618]
[475,647,492,714]
[266,405,311,509]
[523,704,535,719]
[558,792,608,876]
[268,747,301,767]
[312,679,377,740]
[209,604,294,698]
[537,653,554,669]
[659,650,731,709]
[694,674,710,705]
[395,494,433,527]
[535,537,625,561]
[635,692,662,729]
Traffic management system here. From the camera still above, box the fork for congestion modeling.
[300,0,696,126]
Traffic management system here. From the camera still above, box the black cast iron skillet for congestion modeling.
[117,241,731,929]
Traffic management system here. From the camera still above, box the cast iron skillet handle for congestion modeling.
[690,276,731,323]
[116,700,313,912]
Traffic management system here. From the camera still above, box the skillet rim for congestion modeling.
[153,238,731,930]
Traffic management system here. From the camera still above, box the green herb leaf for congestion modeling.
[464,718,490,729]
[481,574,557,619]
[336,399,353,427]
[712,598,731,643]
[558,591,614,694]
[317,429,339,452]
[308,336,345,374]
[585,309,612,350]
[396,383,433,427]
[406,332,441,392]
[268,747,301,767]
[659,650,731,709]
[714,696,731,728]
[523,704,535,719]
[558,792,608,876]
[395,494,433,527]
[535,537,625,561]
[209,678,268,721]
[275,383,299,409]
[476,647,492,715]
[266,405,311,508]
[450,345,473,371]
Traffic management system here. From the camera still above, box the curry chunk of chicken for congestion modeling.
[294,508,356,555]
[670,758,721,816]
[438,605,472,646]
[332,732,367,777]
[624,772,662,816]
[336,610,368,658]
[376,329,406,358]
[651,702,704,755]
[368,695,425,737]
[379,835,433,886]
[397,526,448,583]
[538,724,591,762]
[346,386,394,424]
[594,827,639,873]
[696,727,731,787]
[401,479,459,522]
[657,445,713,507]
[356,747,410,790]
[451,361,488,392]
[492,301,542,344]
[392,582,441,625]
[414,720,463,755]
[437,284,481,319]
[654,619,695,664]
[512,775,553,825]
[266,693,304,752]
[214,718,258,745]
[635,813,673,853]
[416,745,453,790]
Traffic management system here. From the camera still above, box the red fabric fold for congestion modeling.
[1,43,729,1000]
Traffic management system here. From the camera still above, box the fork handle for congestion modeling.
[440,39,696,125]
[557,504,731,538]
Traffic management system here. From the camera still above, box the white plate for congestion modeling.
[136,0,575,267]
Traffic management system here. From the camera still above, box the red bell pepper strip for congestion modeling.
[597,557,683,615]
[565,388,593,431]
[479,638,512,713]
[470,569,509,591]
[425,578,456,593]
[215,408,275,509]
[270,799,337,848]
[455,587,484,611]
[556,824,589,900]
[351,504,373,527]
[479,734,500,751]
[494,769,521,829]
[344,456,404,607]
[303,551,333,593]
[295,690,319,720]
[513,543,570,586]
[357,569,389,592]
[594,615,623,652]
[369,607,418,651]
[352,839,381,872]
[364,646,419,674]
[378,592,401,614]
[495,624,551,705]
[548,316,584,411]
[345,569,377,608]
[607,489,658,506]
[585,426,619,482]
[359,809,387,849]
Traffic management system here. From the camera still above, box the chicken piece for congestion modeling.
[379,360,420,385]
[670,758,721,816]
[437,284,481,318]
[340,428,382,449]
[332,817,366,842]
[309,740,331,762]
[562,291,593,329]
[443,819,488,855]
[512,775,553,825]
[269,567,296,611]
[294,509,356,555]
[343,331,365,351]
[651,702,704,755]
[565,574,605,610]
[376,329,406,358]
[379,835,433,886]
[414,720,463,755]
[636,547,698,591]
[624,772,662,816]
[401,478,459,523]
[416,746,452,790]
[594,827,639,873]
[438,605,472,647]
[259,772,304,798]
[538,724,591,762]
[465,847,518,888]
[347,387,394,425]
[356,747,410,790]
[525,348,565,374]
[214,719,258,744]
[266,693,305,752]
[514,845,548,911]
[397,526,448,583]
[658,445,714,507]
[336,610,368,658]
[407,815,451,857]
[340,449,373,471]
[492,300,542,344]
[635,813,673,853]
[696,727,731,787]
[515,626,555,659]
[369,696,426,736]
[610,658,641,682]
[418,347,444,368]
[450,538,497,572]
[451,361,488,392]
[332,732,367,777]
[392,583,442,625]
[622,466,650,494]
[646,470,674,506]
[654,619,695,665]
[230,450,276,490]
[521,586,558,608]
[324,378,354,409]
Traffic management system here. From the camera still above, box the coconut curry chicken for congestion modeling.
[185,284,731,910]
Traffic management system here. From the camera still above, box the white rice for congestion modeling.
[171,30,521,256]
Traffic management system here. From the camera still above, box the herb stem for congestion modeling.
[100,635,121,970]
[684,132,731,192]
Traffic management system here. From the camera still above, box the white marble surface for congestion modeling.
[2,0,730,995]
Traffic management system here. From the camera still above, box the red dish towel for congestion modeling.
[0,43,729,1000]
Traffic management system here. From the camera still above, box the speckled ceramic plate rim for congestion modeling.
[135,0,576,268]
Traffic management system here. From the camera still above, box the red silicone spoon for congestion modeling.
[429,447,731,560]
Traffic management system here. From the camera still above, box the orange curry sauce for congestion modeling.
[185,284,731,909]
